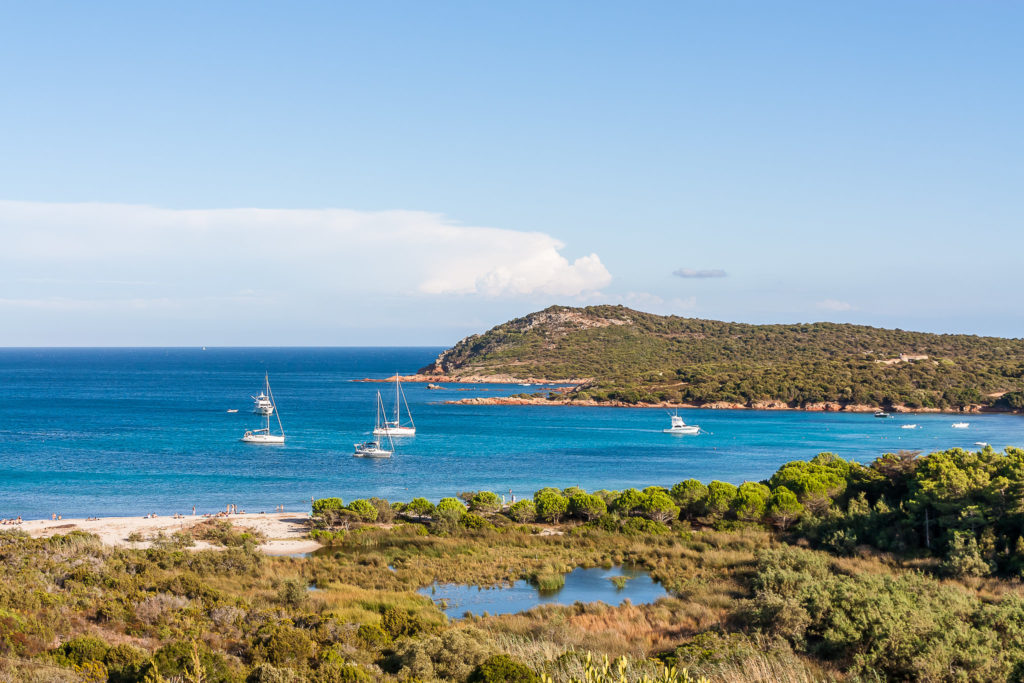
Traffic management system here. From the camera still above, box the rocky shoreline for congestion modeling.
[354,373,588,385]
[445,394,1013,414]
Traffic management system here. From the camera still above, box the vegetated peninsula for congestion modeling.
[420,305,1024,413]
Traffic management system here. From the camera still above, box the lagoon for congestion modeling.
[2,347,1023,519]
[420,566,668,618]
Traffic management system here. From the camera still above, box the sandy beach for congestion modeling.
[16,511,322,555]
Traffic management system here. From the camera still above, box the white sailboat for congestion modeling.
[242,374,285,444]
[354,391,395,458]
[664,412,700,435]
[373,375,416,436]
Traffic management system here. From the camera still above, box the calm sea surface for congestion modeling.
[2,347,1023,519]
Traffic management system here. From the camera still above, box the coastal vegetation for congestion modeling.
[5,446,1024,681]
[421,305,1024,411]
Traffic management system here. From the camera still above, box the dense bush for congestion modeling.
[468,654,538,683]
[468,491,501,514]
[508,500,536,523]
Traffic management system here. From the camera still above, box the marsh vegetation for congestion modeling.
[4,446,1024,681]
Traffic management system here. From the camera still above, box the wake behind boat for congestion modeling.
[373,375,416,437]
[355,391,395,458]
[664,413,700,435]
[242,373,285,444]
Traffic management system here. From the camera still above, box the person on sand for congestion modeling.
[192,505,196,516]
[51,513,56,520]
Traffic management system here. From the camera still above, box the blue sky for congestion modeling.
[1,2,1021,345]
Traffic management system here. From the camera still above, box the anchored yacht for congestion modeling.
[242,374,285,444]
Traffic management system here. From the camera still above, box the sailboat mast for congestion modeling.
[400,378,415,429]
[395,374,400,426]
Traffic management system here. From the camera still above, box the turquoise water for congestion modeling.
[420,566,667,618]
[2,348,1023,519]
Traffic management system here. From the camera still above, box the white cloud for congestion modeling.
[816,299,853,312]
[0,200,611,300]
[673,268,727,279]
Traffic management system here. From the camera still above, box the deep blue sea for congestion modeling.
[2,347,1023,520]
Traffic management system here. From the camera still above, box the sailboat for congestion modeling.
[354,391,395,458]
[241,374,285,444]
[373,375,416,436]
[664,412,700,435]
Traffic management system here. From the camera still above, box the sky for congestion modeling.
[1,1,1022,345]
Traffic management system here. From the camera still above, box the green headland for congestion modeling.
[420,305,1024,412]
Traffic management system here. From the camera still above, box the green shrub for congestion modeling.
[345,499,378,523]
[507,500,536,523]
[405,498,435,518]
[534,490,569,523]
[569,493,607,521]
[435,498,467,524]
[55,635,109,667]
[469,491,501,514]
[104,643,148,683]
[468,654,538,683]
[251,625,316,668]
[381,606,422,639]
[312,498,345,515]
[356,623,390,648]
[460,513,496,532]
[391,627,493,681]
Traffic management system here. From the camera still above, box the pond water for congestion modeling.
[419,565,668,618]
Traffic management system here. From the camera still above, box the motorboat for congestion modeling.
[901,424,918,429]
[951,422,970,429]
[252,390,274,416]
[353,440,393,458]
[664,413,700,435]
[874,411,891,418]
[242,373,285,444]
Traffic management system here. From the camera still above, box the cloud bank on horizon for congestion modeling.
[1,200,611,301]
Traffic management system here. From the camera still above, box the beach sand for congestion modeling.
[17,512,321,555]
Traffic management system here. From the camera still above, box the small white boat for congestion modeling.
[242,373,285,444]
[901,424,918,429]
[355,391,394,458]
[951,422,970,429]
[226,409,238,413]
[664,413,700,435]
[252,390,274,416]
[353,440,392,458]
[874,410,891,418]
[373,376,416,436]
[974,441,990,447]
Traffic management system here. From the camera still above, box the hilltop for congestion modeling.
[419,305,1024,411]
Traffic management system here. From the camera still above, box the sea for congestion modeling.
[2,347,1023,520]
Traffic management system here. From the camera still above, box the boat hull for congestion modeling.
[664,426,700,435]
[373,426,416,436]
[241,433,285,444]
